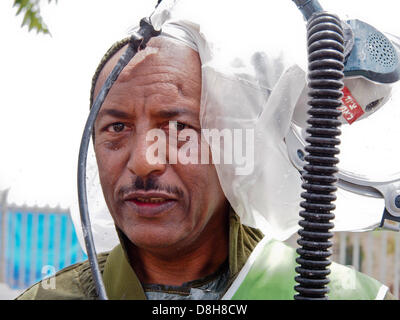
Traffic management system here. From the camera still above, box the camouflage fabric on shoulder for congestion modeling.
[16,252,109,300]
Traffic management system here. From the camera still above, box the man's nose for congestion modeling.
[126,130,167,178]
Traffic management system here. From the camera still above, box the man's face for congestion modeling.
[93,38,229,254]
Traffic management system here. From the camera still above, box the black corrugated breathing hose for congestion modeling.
[294,12,345,300]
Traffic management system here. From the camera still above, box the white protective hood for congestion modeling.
[70,0,399,253]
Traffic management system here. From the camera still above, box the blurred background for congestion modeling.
[0,0,399,299]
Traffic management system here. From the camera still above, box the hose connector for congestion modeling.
[292,0,324,20]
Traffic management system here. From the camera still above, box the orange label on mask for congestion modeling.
[339,86,365,124]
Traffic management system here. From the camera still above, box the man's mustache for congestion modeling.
[118,175,184,199]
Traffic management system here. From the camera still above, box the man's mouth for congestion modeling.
[123,192,178,216]
[133,197,171,204]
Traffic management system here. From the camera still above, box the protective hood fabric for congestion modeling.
[70,0,399,253]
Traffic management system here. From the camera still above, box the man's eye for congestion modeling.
[163,121,190,132]
[170,122,190,131]
[108,123,126,133]
[176,122,187,130]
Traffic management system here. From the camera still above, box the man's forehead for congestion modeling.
[93,37,201,102]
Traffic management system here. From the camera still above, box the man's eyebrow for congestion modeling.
[97,108,197,120]
[98,108,133,119]
[154,108,197,119]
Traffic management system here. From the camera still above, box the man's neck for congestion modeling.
[126,210,229,286]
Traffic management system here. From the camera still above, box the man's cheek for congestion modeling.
[176,165,208,195]
[96,145,125,173]
[97,170,115,204]
[95,155,120,198]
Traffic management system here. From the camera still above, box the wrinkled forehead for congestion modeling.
[93,35,201,103]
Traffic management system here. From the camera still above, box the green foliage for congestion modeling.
[13,0,57,35]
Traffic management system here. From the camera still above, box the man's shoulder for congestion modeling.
[16,252,109,300]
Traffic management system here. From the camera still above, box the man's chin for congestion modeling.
[123,228,188,252]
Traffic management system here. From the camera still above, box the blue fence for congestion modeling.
[1,205,87,290]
